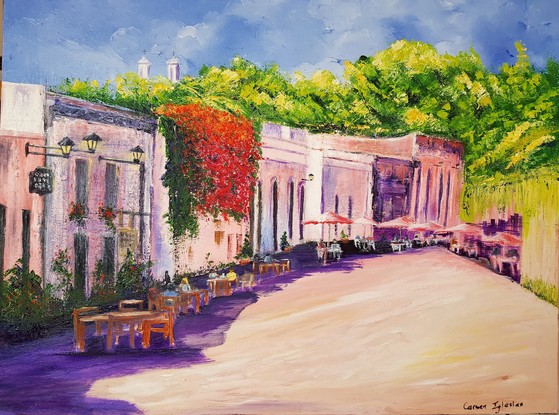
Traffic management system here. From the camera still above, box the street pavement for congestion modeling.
[1,247,557,415]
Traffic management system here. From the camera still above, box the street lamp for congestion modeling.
[302,173,314,182]
[58,137,76,157]
[25,137,75,158]
[99,146,145,165]
[83,133,102,153]
[131,146,145,164]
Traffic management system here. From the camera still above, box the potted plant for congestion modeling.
[69,201,87,225]
[235,234,253,265]
[340,229,350,243]
[280,231,292,252]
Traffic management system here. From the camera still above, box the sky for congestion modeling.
[3,0,558,86]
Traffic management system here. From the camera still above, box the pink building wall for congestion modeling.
[42,93,157,293]
[254,124,464,254]
[0,83,46,276]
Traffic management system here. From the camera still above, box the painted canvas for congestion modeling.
[0,1,557,414]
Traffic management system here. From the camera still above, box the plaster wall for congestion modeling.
[0,83,46,276]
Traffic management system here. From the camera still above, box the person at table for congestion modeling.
[162,283,178,297]
[163,270,172,287]
[316,240,328,263]
[330,239,342,260]
[226,268,238,287]
[179,277,191,292]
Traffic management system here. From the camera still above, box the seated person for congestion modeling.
[403,236,412,248]
[316,240,328,263]
[263,254,273,264]
[179,277,191,292]
[208,271,218,279]
[162,283,178,297]
[329,240,342,260]
[354,235,363,250]
[226,268,238,286]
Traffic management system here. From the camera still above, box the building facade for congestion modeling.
[253,123,464,254]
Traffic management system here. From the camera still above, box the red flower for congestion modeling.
[156,103,261,219]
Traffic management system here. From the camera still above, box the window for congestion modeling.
[0,205,5,275]
[74,233,88,295]
[22,210,30,271]
[102,236,116,280]
[75,159,89,205]
[104,163,118,208]
[288,181,294,239]
[299,186,305,240]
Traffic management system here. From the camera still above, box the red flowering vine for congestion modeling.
[98,205,117,232]
[156,103,261,237]
[69,202,87,224]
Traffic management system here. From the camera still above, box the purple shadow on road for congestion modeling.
[0,258,363,415]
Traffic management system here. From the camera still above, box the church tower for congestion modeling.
[137,54,151,79]
[166,53,180,83]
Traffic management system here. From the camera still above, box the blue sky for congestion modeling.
[3,0,558,86]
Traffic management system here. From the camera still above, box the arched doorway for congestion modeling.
[299,185,305,241]
[272,180,278,251]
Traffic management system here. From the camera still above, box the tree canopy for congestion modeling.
[57,39,559,234]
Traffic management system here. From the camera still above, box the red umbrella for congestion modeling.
[377,216,415,228]
[353,216,378,237]
[377,216,415,239]
[482,232,521,245]
[302,212,353,243]
[408,222,443,232]
[442,223,483,234]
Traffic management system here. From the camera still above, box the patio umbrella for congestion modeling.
[408,222,443,232]
[302,211,353,243]
[442,223,483,234]
[377,216,415,239]
[353,216,378,237]
[482,232,522,245]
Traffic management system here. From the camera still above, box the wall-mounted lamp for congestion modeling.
[25,137,75,158]
[302,173,314,182]
[99,146,145,165]
[435,161,444,167]
[83,133,102,153]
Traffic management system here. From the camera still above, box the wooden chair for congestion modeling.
[239,272,256,290]
[278,259,291,273]
[142,306,175,349]
[72,306,109,352]
[158,295,181,317]
[147,288,159,311]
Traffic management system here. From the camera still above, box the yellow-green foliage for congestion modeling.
[462,169,559,293]
[521,278,558,307]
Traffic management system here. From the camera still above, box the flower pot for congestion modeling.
[281,246,293,253]
[239,258,251,266]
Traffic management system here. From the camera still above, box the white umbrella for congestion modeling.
[302,211,353,243]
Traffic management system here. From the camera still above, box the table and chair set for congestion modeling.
[72,286,211,353]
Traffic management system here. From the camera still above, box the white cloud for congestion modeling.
[177,26,198,39]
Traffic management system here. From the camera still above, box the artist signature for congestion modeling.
[463,400,524,414]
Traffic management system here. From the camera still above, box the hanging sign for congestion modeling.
[29,167,53,195]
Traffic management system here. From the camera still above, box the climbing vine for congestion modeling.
[156,103,261,237]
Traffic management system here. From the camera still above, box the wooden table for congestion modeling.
[180,291,201,314]
[118,299,144,311]
[106,310,164,351]
[257,262,280,275]
[207,278,232,297]
[73,311,109,352]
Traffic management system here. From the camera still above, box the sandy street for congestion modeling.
[88,248,558,415]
